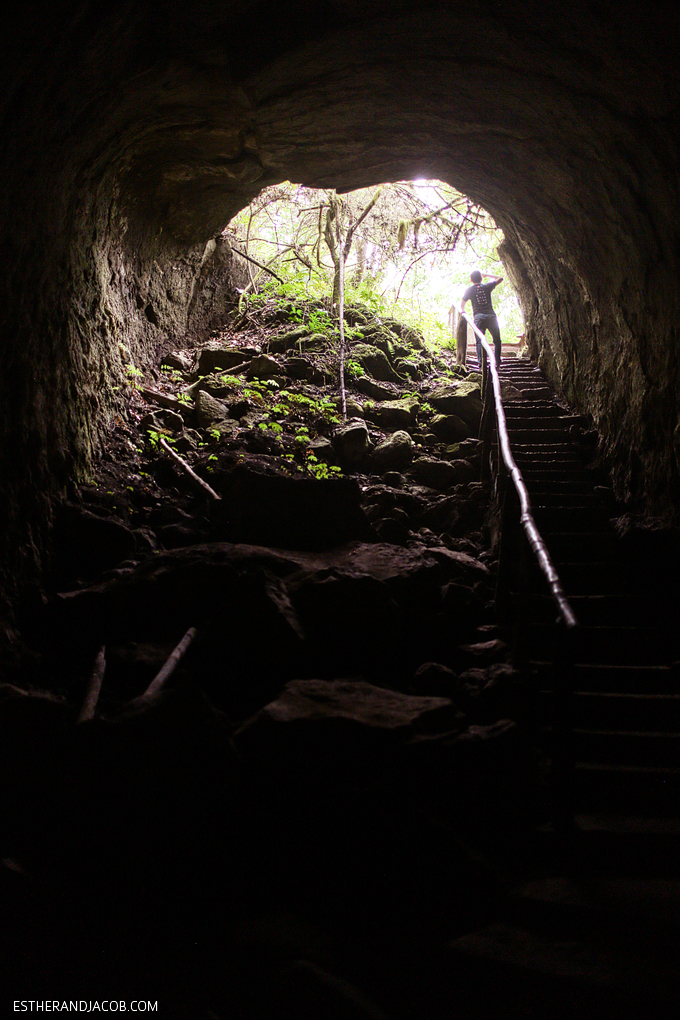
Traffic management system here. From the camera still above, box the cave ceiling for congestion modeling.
[1,0,680,588]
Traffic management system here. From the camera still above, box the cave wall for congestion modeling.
[2,0,680,595]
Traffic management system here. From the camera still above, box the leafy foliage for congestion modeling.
[227,179,524,348]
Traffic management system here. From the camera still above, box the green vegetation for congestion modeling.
[305,452,342,480]
[345,358,364,378]
[146,429,175,450]
[228,179,524,351]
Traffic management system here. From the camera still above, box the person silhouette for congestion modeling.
[461,270,503,369]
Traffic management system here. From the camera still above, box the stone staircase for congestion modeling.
[442,353,680,1016]
[486,353,680,868]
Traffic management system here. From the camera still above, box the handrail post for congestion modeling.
[495,481,519,626]
[479,369,496,489]
[551,622,577,865]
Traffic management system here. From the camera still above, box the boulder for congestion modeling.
[351,343,404,383]
[211,418,239,437]
[430,413,471,442]
[194,371,235,397]
[333,418,371,467]
[394,358,424,379]
[457,638,510,669]
[140,409,184,433]
[284,542,447,675]
[355,375,398,400]
[411,662,458,697]
[195,389,230,428]
[382,320,426,349]
[332,395,365,418]
[246,354,281,379]
[161,350,194,373]
[306,436,336,463]
[429,381,483,429]
[444,439,482,464]
[197,345,256,374]
[371,430,414,472]
[375,516,410,545]
[234,680,460,767]
[364,396,419,430]
[269,327,309,353]
[220,462,375,550]
[283,355,314,379]
[409,456,458,490]
[456,662,527,723]
[298,332,328,351]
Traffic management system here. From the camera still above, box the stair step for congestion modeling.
[571,729,680,768]
[530,507,613,531]
[506,418,581,429]
[507,429,576,444]
[506,874,680,929]
[540,562,632,593]
[518,460,587,472]
[535,532,619,559]
[516,466,587,478]
[528,624,673,665]
[530,494,609,508]
[523,482,597,495]
[529,662,676,694]
[538,691,680,731]
[524,594,671,627]
[504,404,569,418]
[572,763,680,815]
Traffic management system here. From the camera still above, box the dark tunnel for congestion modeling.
[3,1,680,1015]
[2,0,680,591]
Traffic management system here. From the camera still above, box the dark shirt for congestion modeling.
[463,280,500,317]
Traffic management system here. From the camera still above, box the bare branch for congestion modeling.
[231,246,285,284]
[159,437,222,501]
[77,646,106,723]
[125,627,199,710]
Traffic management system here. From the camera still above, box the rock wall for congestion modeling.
[2,0,680,593]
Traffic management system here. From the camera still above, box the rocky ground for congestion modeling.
[3,295,546,1018]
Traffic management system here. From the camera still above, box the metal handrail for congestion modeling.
[459,310,578,630]
[459,311,579,845]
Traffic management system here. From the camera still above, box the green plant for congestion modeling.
[305,452,342,480]
[176,393,192,405]
[308,308,333,334]
[146,429,175,449]
[208,428,221,442]
[287,305,305,323]
[125,363,143,379]
[161,365,184,381]
[344,358,364,379]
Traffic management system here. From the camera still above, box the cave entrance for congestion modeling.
[226,179,524,358]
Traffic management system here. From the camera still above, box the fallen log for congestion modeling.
[139,385,186,411]
[77,645,106,723]
[159,436,221,501]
